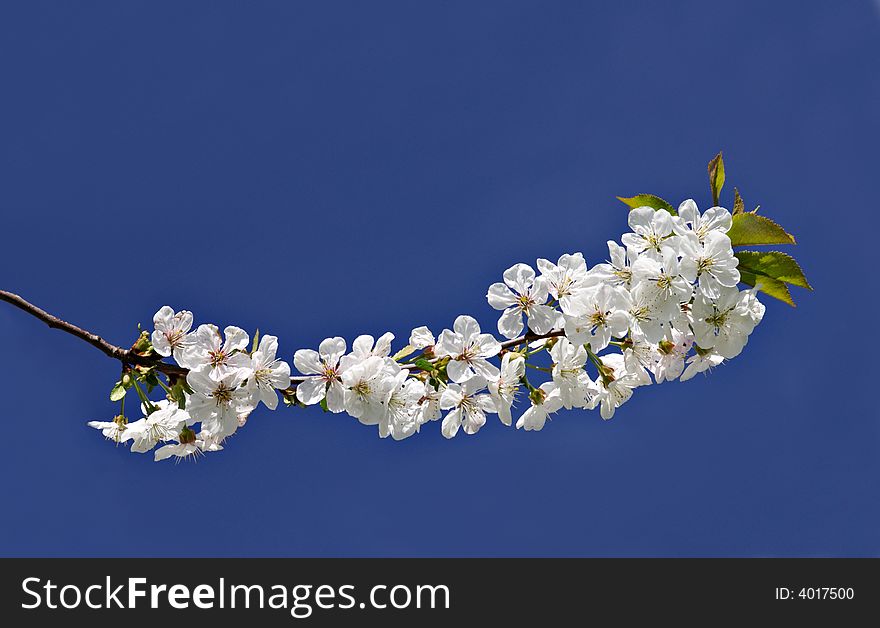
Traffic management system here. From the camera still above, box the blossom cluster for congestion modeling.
[89,315,291,461]
[89,200,765,461]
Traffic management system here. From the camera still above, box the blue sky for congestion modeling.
[0,1,877,556]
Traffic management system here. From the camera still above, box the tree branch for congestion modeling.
[0,289,564,392]
[0,289,186,378]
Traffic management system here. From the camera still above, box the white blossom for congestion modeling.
[439,376,496,438]
[179,324,251,382]
[415,380,442,425]
[127,400,190,453]
[409,326,435,350]
[631,245,693,321]
[536,252,593,313]
[293,337,348,412]
[621,333,657,387]
[621,206,675,259]
[562,284,630,351]
[590,353,641,420]
[488,352,525,425]
[341,355,399,425]
[691,286,756,359]
[186,370,254,439]
[246,334,291,410]
[154,433,223,462]
[487,263,557,338]
[680,349,725,381]
[434,315,501,383]
[586,241,638,289]
[151,306,193,362]
[379,371,423,440]
[678,231,740,300]
[651,328,694,383]
[87,418,130,443]
[516,382,563,431]
[673,199,732,241]
[549,338,594,409]
[341,332,395,369]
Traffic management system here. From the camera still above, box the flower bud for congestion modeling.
[658,340,675,355]
[178,426,197,445]
[528,387,546,405]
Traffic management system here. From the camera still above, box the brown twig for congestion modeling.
[0,289,564,391]
[0,289,186,377]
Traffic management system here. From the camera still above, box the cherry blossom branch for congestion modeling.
[0,288,562,389]
[0,153,812,462]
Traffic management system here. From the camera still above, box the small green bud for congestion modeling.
[179,426,197,445]
[528,387,546,405]
[131,331,154,356]
[658,340,675,355]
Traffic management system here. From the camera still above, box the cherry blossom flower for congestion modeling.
[341,355,400,425]
[409,326,435,350]
[651,328,694,383]
[587,241,638,289]
[562,284,630,351]
[153,432,224,462]
[293,337,348,412]
[415,381,442,425]
[179,324,251,382]
[87,417,130,443]
[680,349,725,381]
[549,338,594,409]
[151,306,193,362]
[127,400,190,453]
[516,382,563,431]
[537,252,593,313]
[678,231,740,299]
[379,372,424,440]
[488,352,525,425]
[186,370,255,439]
[691,287,756,359]
[590,354,641,420]
[621,206,675,259]
[631,245,693,321]
[673,199,732,241]
[434,315,501,383]
[246,334,292,411]
[439,376,496,438]
[487,263,557,339]
[340,332,395,369]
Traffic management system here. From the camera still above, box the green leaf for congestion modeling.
[733,187,744,216]
[414,358,435,372]
[616,194,676,215]
[736,250,813,290]
[251,328,260,355]
[708,152,725,206]
[728,213,796,246]
[739,270,794,306]
[319,397,329,412]
[143,370,160,392]
[110,382,127,402]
